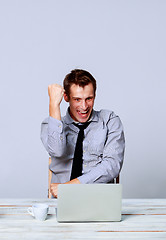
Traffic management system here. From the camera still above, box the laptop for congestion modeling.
[57,184,122,222]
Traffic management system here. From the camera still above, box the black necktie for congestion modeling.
[70,122,90,180]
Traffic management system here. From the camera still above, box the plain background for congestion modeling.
[0,0,166,198]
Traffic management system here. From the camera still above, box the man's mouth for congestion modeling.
[77,109,89,117]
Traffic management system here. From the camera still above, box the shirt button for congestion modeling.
[58,125,61,128]
[83,150,86,153]
[60,137,63,140]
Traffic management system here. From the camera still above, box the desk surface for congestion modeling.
[0,199,166,239]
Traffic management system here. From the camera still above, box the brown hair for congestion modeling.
[63,69,96,98]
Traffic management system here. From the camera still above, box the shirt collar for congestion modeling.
[63,107,98,125]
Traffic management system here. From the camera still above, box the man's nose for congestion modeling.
[81,100,88,109]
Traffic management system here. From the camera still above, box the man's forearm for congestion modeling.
[50,178,80,198]
[49,102,61,120]
[65,178,81,184]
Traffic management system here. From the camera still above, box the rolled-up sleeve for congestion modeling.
[40,116,66,157]
[78,116,125,184]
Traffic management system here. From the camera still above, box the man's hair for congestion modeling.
[63,69,97,98]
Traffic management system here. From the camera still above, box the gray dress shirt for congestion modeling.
[40,109,125,184]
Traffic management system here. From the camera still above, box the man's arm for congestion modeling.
[41,84,67,157]
[50,179,80,198]
[48,84,64,120]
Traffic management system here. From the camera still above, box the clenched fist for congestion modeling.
[48,84,65,106]
[48,84,65,120]
[50,183,59,198]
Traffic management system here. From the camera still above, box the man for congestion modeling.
[41,69,125,198]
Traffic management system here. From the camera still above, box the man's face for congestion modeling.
[64,83,95,123]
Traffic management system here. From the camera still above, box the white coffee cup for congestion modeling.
[28,203,49,221]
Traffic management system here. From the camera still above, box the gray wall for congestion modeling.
[0,0,166,198]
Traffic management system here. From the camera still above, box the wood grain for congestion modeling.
[0,199,166,239]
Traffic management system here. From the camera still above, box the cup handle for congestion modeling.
[27,207,34,217]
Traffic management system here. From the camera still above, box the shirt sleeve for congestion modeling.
[40,116,67,157]
[78,115,125,184]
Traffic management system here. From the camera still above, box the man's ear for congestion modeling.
[64,92,69,102]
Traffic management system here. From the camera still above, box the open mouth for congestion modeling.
[77,109,89,118]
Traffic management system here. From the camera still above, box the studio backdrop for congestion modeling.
[0,0,166,198]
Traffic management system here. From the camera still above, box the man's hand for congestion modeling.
[48,84,64,106]
[50,178,80,198]
[50,183,59,198]
[48,84,65,120]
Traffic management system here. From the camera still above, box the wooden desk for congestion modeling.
[0,199,166,239]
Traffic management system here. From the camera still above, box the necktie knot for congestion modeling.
[73,122,90,131]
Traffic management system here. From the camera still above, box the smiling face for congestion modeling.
[64,83,95,123]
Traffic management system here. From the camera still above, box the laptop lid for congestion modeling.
[57,184,122,222]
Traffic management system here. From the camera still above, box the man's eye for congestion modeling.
[75,99,80,102]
